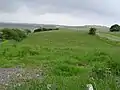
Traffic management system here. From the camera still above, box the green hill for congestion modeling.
[1,29,120,90]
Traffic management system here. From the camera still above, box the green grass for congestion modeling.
[1,29,120,90]
[106,32,120,37]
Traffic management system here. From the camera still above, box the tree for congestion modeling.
[110,24,120,32]
[55,28,59,30]
[88,28,97,35]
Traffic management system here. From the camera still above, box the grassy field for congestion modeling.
[106,32,120,37]
[1,29,120,90]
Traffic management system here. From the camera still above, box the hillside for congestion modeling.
[0,22,59,30]
[0,29,120,89]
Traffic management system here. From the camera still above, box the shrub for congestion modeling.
[34,28,42,33]
[13,29,27,40]
[34,27,59,33]
[55,28,59,30]
[1,28,19,40]
[1,28,27,41]
[88,28,97,35]
[48,28,53,31]
[110,24,120,32]
[42,28,48,31]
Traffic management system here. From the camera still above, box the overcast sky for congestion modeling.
[0,0,119,26]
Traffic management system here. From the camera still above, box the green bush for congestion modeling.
[1,28,19,40]
[34,27,59,33]
[13,28,27,41]
[88,28,97,35]
[1,28,27,41]
[110,24,120,32]
[33,28,42,33]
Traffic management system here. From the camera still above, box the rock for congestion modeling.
[86,84,94,90]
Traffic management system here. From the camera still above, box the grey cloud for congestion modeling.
[0,0,120,17]
[0,0,120,24]
[0,0,23,13]
[23,0,120,17]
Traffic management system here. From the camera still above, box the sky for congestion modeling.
[0,0,119,26]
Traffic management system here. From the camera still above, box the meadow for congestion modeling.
[108,32,120,37]
[0,29,120,90]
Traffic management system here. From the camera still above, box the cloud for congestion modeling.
[0,0,120,26]
[0,0,23,13]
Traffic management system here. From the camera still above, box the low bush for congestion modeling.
[1,28,27,41]
[13,28,27,41]
[88,28,97,35]
[34,28,42,33]
[33,27,59,33]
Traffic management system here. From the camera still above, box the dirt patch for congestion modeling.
[0,68,43,86]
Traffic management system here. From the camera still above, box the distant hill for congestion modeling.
[0,22,109,31]
[0,22,59,30]
[64,25,109,31]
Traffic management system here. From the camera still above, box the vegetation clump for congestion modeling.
[0,28,27,41]
[110,24,120,32]
[34,27,59,33]
[88,28,97,35]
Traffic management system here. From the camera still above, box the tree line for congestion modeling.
[33,27,59,33]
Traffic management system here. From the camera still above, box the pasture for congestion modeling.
[0,29,120,90]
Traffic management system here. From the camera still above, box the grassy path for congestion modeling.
[96,32,120,42]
